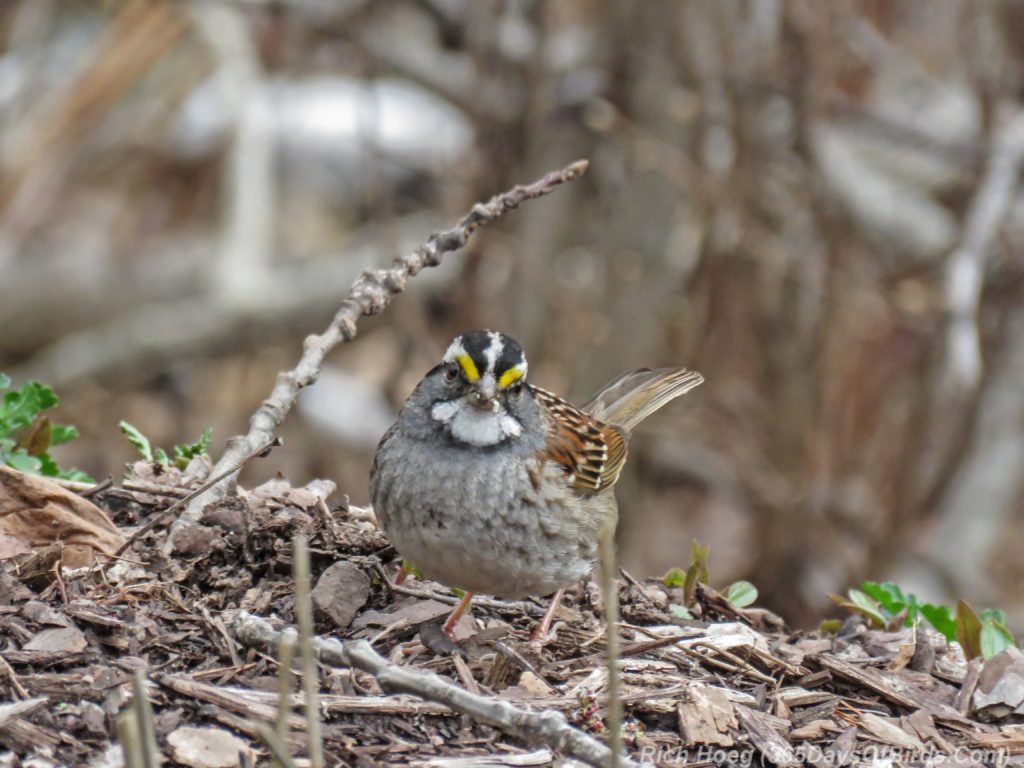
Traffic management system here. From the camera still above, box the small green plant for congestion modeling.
[119,420,212,469]
[725,580,758,608]
[829,580,1016,660]
[0,374,92,481]
[663,540,758,619]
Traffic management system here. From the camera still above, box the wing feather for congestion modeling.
[531,385,627,494]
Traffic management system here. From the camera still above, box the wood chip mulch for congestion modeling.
[1,463,1024,768]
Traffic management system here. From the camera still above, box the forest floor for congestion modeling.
[2,462,1024,768]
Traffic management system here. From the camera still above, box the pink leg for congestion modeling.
[443,591,475,638]
[530,589,565,644]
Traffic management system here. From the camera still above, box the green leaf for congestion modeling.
[5,450,42,473]
[0,373,9,390]
[860,581,906,617]
[980,620,1015,659]
[173,427,213,462]
[49,424,79,446]
[920,603,957,641]
[57,468,94,483]
[725,580,758,608]
[819,619,843,634]
[848,589,885,622]
[828,591,886,627]
[903,593,921,623]
[683,540,709,608]
[37,454,60,477]
[981,609,1008,625]
[859,581,888,602]
[0,381,58,436]
[669,604,693,620]
[119,421,153,462]
[451,588,466,599]
[662,567,686,589]
[956,600,983,660]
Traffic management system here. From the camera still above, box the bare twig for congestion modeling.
[233,611,639,768]
[116,707,143,768]
[943,106,1024,392]
[254,722,300,768]
[131,670,159,768]
[274,629,298,741]
[389,582,546,616]
[166,160,589,544]
[599,526,622,768]
[0,655,29,699]
[293,537,324,768]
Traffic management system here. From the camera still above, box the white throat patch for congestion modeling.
[431,399,522,446]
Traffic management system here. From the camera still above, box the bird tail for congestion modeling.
[582,367,703,432]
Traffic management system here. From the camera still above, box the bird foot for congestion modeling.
[528,621,561,648]
[529,588,566,647]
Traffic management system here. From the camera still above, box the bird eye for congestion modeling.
[508,381,524,397]
[443,364,459,382]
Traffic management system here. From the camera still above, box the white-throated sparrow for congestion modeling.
[370,330,703,635]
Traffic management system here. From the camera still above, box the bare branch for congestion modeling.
[166,160,589,543]
[943,107,1024,392]
[233,611,637,768]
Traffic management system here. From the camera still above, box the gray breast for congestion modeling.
[371,429,610,599]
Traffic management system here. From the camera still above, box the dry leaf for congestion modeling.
[0,466,124,566]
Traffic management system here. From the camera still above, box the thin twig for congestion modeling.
[599,526,623,768]
[234,610,639,768]
[274,629,298,741]
[255,722,300,768]
[114,437,280,556]
[293,537,324,768]
[167,160,589,544]
[0,654,28,699]
[116,708,143,768]
[131,669,160,768]
[389,582,546,616]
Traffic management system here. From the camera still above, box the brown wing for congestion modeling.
[531,385,628,494]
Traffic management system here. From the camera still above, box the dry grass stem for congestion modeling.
[293,536,324,768]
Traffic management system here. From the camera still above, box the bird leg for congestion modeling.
[530,589,565,644]
[442,591,475,638]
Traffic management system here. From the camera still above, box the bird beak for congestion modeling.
[467,376,498,411]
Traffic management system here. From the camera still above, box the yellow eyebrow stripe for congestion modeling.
[498,366,524,389]
[457,354,480,382]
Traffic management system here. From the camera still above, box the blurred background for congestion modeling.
[2,0,1023,628]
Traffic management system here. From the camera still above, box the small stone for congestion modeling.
[167,726,252,768]
[201,500,245,532]
[23,626,87,654]
[171,523,218,557]
[311,561,370,628]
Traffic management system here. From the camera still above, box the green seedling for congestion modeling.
[829,580,1016,660]
[663,541,759,616]
[120,420,212,470]
[0,374,92,481]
